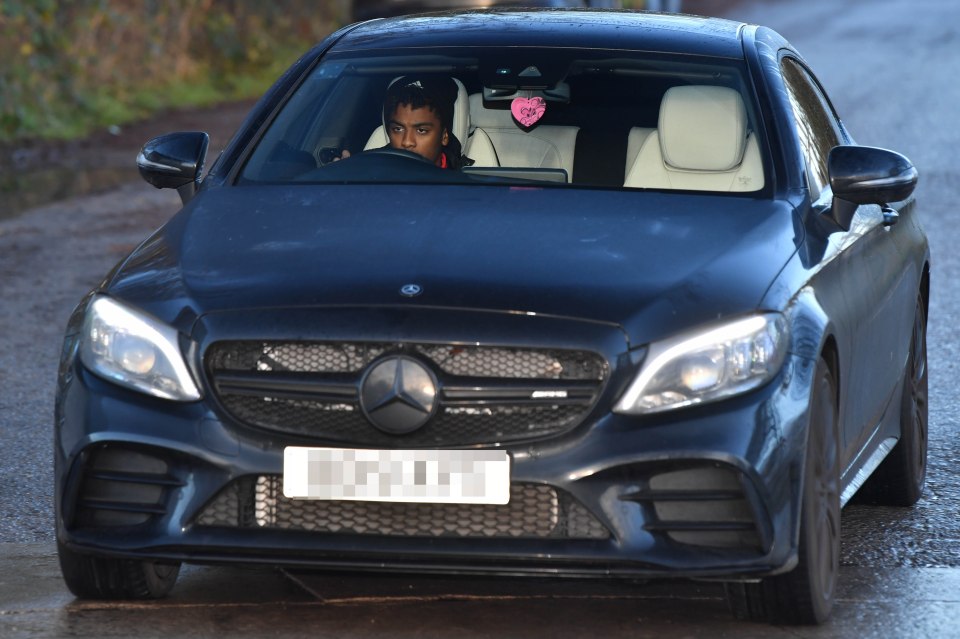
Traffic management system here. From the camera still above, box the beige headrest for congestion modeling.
[659,85,748,172]
[450,78,470,143]
[468,93,515,128]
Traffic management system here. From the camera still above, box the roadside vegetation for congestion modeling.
[0,1,349,143]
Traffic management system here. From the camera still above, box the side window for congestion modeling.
[780,57,844,200]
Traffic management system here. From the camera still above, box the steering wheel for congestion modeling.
[364,147,435,164]
[294,145,459,184]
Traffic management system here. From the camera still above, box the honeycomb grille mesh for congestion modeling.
[209,342,605,380]
[197,477,609,540]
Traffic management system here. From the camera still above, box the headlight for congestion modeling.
[79,296,202,401]
[613,313,788,415]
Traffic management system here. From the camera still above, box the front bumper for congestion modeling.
[55,347,814,580]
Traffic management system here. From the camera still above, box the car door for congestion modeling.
[781,57,913,459]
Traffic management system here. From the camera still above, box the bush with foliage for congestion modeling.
[0,0,348,142]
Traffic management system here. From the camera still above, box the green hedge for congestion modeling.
[0,0,348,142]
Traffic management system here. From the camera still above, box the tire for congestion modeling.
[725,358,840,625]
[858,295,928,506]
[57,540,180,600]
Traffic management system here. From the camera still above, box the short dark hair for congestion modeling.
[383,76,458,133]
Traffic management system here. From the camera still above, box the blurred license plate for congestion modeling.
[283,447,510,505]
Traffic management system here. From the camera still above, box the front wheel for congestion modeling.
[725,357,840,625]
[57,540,180,599]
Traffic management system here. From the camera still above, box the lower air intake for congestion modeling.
[197,477,608,539]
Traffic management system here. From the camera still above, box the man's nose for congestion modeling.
[401,130,416,148]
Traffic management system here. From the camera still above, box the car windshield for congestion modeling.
[238,47,767,194]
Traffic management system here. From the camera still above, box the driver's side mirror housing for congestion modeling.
[137,132,209,204]
[827,145,918,230]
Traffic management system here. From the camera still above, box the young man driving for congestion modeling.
[340,75,473,169]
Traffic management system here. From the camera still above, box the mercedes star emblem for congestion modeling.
[399,283,422,297]
[359,356,438,434]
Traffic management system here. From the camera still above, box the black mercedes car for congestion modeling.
[54,9,927,625]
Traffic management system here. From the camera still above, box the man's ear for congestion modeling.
[442,128,449,146]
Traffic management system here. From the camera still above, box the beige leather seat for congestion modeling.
[364,78,499,166]
[623,85,764,192]
[623,126,656,183]
[468,93,579,177]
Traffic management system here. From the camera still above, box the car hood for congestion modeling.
[108,184,800,348]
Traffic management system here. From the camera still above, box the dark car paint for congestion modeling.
[56,10,928,583]
[740,23,928,489]
[105,186,798,349]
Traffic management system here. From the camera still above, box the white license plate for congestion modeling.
[283,447,511,505]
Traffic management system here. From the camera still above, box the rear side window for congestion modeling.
[780,57,844,200]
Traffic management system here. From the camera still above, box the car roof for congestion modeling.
[334,10,749,59]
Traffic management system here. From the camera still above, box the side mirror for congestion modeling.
[137,132,210,204]
[826,145,917,231]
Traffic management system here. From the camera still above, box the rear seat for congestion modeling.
[624,127,656,183]
[468,93,579,179]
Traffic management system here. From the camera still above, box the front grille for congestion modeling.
[620,464,767,552]
[206,342,608,446]
[197,476,609,539]
[73,445,181,528]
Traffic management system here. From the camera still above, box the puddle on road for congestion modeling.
[0,164,140,220]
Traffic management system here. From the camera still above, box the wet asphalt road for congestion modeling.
[1,0,959,635]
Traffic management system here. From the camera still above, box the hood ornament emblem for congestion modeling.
[359,356,438,434]
[399,283,422,297]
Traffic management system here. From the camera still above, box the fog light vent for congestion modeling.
[74,445,180,528]
[622,464,767,551]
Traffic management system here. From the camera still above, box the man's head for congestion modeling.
[383,76,458,165]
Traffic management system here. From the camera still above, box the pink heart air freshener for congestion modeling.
[511,96,547,128]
